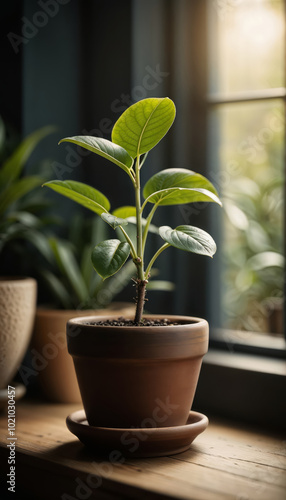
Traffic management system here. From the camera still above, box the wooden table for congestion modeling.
[0,401,285,500]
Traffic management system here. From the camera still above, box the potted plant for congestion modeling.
[0,117,54,406]
[44,97,222,456]
[33,213,172,403]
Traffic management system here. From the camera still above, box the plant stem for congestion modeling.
[134,279,147,323]
[134,155,145,323]
[142,203,158,254]
[144,243,170,279]
[119,226,137,260]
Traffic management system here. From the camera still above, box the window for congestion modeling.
[207,0,285,339]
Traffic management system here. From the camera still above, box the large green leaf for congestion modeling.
[111,97,176,159]
[0,176,43,216]
[0,125,55,186]
[101,213,128,229]
[91,239,130,280]
[112,206,137,218]
[59,136,133,175]
[43,180,110,215]
[144,186,222,206]
[159,225,217,257]
[143,168,219,199]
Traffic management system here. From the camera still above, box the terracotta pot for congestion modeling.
[32,303,135,403]
[0,277,37,389]
[67,314,208,428]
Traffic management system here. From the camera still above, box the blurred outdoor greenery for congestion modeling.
[209,0,285,334]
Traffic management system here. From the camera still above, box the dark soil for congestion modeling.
[85,317,179,327]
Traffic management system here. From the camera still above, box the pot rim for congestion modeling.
[67,314,207,330]
[0,276,36,284]
[67,315,209,359]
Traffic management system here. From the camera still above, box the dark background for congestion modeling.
[0,0,214,318]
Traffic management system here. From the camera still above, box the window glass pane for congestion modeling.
[209,0,285,93]
[209,100,285,333]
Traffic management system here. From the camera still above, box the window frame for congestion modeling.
[159,0,286,426]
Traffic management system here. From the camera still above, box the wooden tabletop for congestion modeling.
[0,401,285,500]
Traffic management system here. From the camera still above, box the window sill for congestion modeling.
[210,328,286,359]
[194,349,286,430]
[0,401,285,500]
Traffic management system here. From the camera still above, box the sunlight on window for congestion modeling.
[209,0,285,92]
[208,0,285,334]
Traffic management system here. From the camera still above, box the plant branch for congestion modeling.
[144,243,170,279]
[133,154,147,323]
[139,152,148,170]
[135,155,144,281]
[118,226,137,260]
[134,279,148,323]
[128,167,136,186]
[142,203,158,254]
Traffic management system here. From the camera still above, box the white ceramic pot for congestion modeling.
[0,277,37,389]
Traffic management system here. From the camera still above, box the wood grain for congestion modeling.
[0,402,285,500]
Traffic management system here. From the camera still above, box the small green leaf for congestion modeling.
[91,239,130,280]
[43,180,110,215]
[112,206,137,218]
[101,213,128,229]
[59,136,133,175]
[143,168,219,199]
[159,225,217,257]
[144,187,222,206]
[112,97,176,159]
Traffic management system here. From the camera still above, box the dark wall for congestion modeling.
[1,1,23,132]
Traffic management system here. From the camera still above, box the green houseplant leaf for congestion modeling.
[111,97,176,159]
[91,239,130,280]
[46,97,222,322]
[112,206,137,218]
[144,187,222,206]
[0,125,55,187]
[101,213,129,229]
[143,168,219,198]
[43,180,110,215]
[49,237,89,303]
[159,225,217,257]
[58,136,133,177]
[0,176,44,216]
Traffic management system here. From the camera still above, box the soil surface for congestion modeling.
[85,317,179,327]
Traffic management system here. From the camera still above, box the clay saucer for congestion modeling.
[66,409,208,458]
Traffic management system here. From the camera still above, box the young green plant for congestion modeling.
[44,97,222,323]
